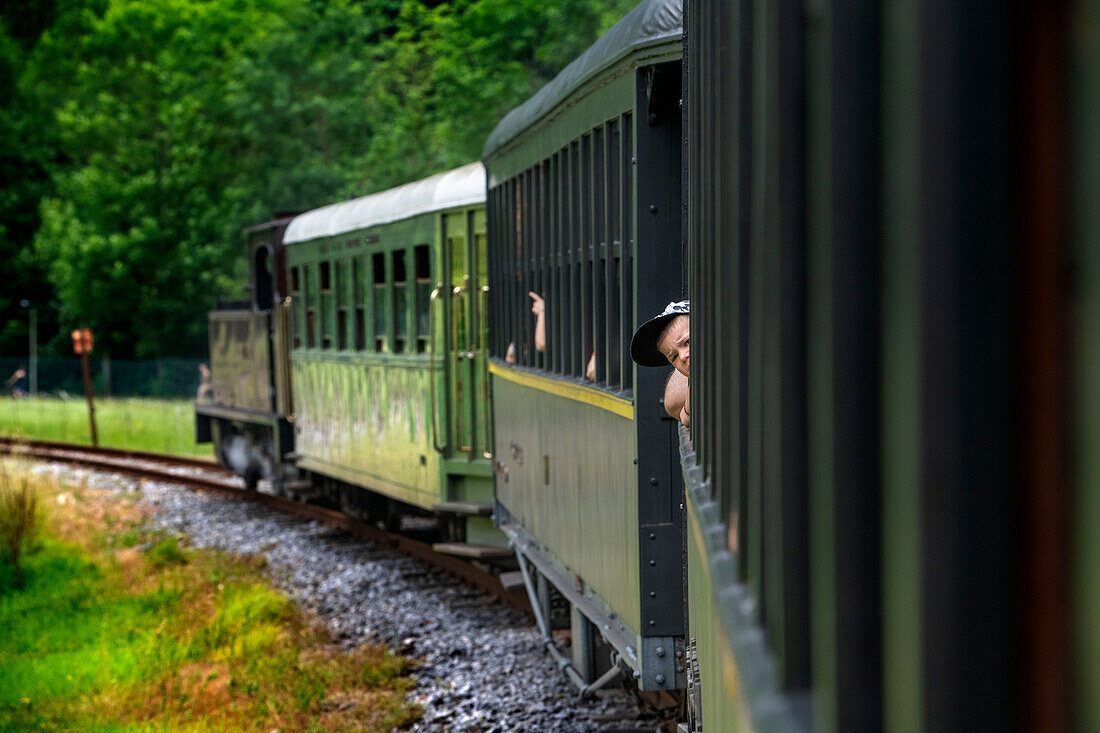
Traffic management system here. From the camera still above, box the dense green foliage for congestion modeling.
[0,0,636,359]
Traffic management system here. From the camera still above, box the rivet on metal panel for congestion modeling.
[655,673,665,684]
[649,560,657,567]
[649,620,656,627]
[650,592,657,598]
[649,204,658,213]
[649,533,656,540]
[656,647,665,658]
[650,477,658,486]
[609,611,616,620]
[632,457,638,464]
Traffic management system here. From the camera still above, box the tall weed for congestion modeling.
[0,468,39,587]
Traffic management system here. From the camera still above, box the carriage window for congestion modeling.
[486,116,635,393]
[337,259,351,351]
[393,250,408,353]
[290,266,302,349]
[415,244,431,352]
[372,252,387,352]
[321,259,334,350]
[353,257,367,351]
[305,264,317,349]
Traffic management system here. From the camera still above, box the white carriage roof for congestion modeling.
[283,162,486,244]
[482,0,682,159]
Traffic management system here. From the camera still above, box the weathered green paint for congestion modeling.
[291,352,441,508]
[493,375,640,630]
[285,204,493,512]
[208,310,273,413]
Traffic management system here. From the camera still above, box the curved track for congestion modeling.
[0,437,530,615]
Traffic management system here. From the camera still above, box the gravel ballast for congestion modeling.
[34,464,664,732]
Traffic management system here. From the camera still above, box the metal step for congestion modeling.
[431,501,494,516]
[498,570,526,590]
[432,542,515,559]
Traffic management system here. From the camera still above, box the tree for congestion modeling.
[15,0,642,359]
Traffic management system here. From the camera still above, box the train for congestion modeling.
[197,0,1100,730]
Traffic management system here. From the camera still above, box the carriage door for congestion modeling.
[443,209,490,461]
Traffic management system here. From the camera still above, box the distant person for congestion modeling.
[196,363,213,403]
[630,300,690,426]
[5,366,27,399]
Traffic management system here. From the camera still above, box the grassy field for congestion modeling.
[0,463,421,732]
[0,397,213,459]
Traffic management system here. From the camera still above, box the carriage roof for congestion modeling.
[482,0,681,159]
[283,162,485,244]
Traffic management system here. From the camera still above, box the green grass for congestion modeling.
[0,467,422,732]
[0,397,212,459]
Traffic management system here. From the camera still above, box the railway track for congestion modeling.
[0,437,530,615]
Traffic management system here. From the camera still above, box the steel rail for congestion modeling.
[0,437,530,615]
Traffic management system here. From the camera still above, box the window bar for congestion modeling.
[568,140,581,377]
[549,152,561,374]
[621,112,634,392]
[592,125,606,385]
[559,146,573,376]
[606,118,622,389]
[580,135,593,379]
[573,139,585,378]
[534,162,545,370]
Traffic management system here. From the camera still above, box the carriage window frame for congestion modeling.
[319,260,334,350]
[305,263,317,349]
[353,256,368,351]
[289,266,302,350]
[487,113,634,396]
[372,251,389,353]
[392,249,410,354]
[414,244,431,352]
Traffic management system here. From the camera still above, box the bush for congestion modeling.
[0,468,39,587]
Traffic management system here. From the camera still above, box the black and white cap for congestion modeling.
[629,300,689,367]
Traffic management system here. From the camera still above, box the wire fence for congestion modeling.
[0,356,211,458]
[0,356,204,399]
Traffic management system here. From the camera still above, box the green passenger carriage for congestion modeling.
[484,0,685,694]
[282,163,500,548]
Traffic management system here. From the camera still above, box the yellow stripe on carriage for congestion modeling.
[488,362,634,420]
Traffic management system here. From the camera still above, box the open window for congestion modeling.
[320,261,333,349]
[415,244,431,353]
[393,250,408,353]
[289,266,302,349]
[372,252,387,352]
[353,256,367,351]
[487,113,635,393]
